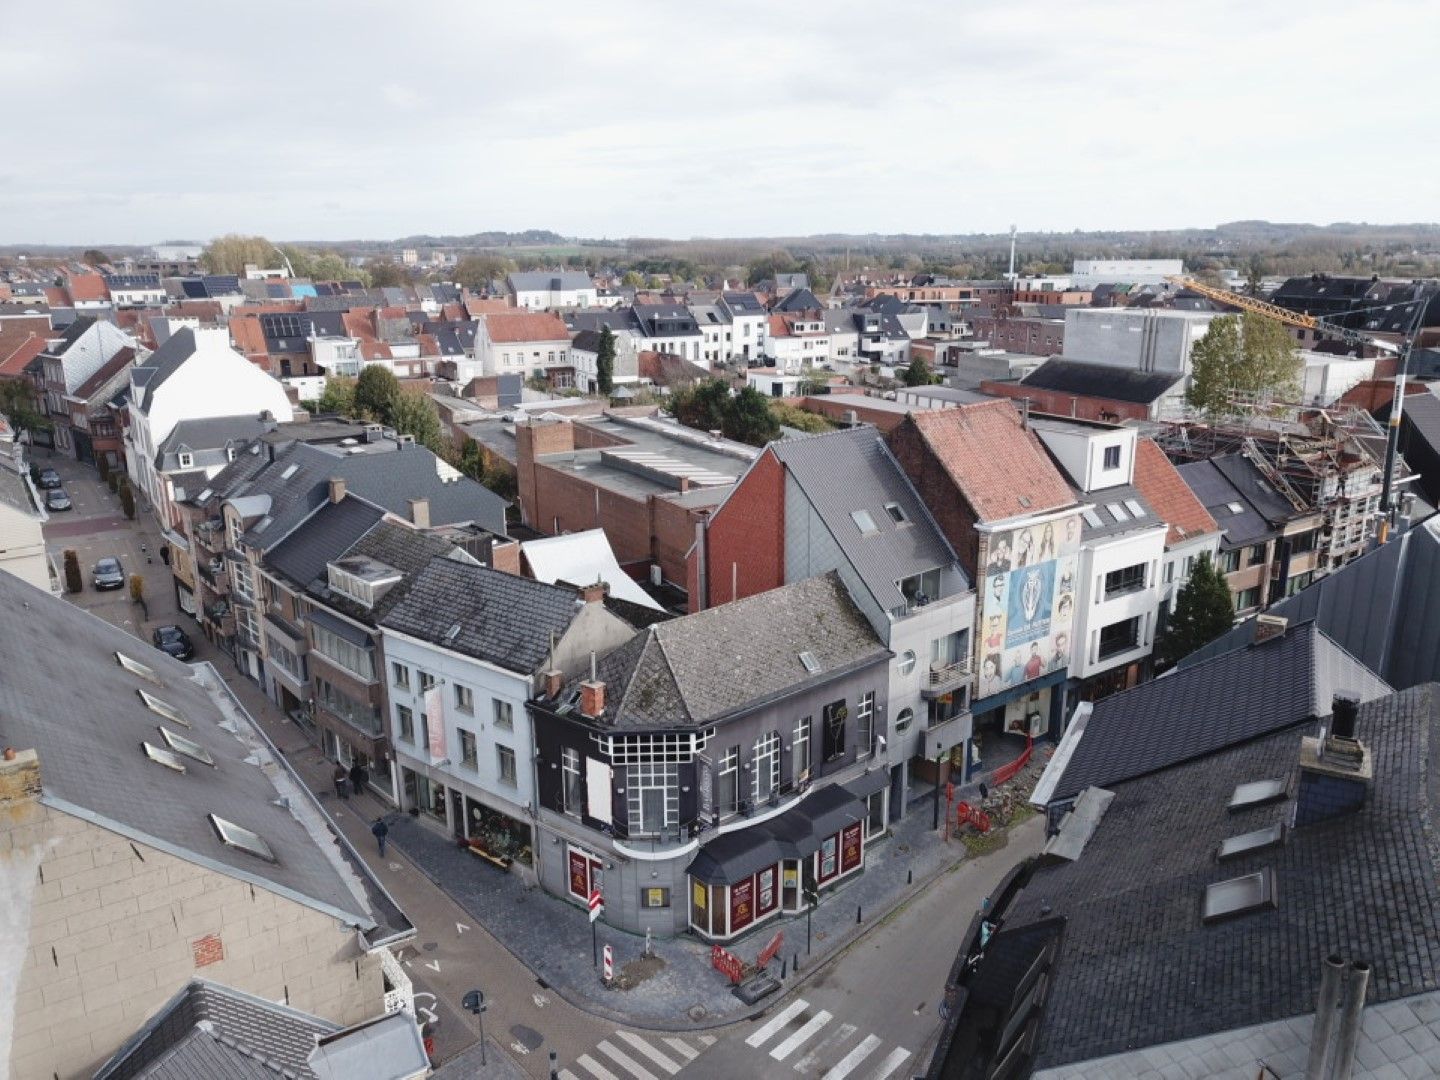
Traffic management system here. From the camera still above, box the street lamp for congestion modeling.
[461,989,487,1067]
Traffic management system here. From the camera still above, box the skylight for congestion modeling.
[1218,824,1285,861]
[1123,499,1146,519]
[116,653,161,685]
[280,464,299,480]
[884,503,909,525]
[1226,501,1245,515]
[1202,868,1277,923]
[851,509,878,535]
[160,727,215,767]
[142,742,188,773]
[799,651,821,673]
[1228,778,1287,810]
[1106,503,1130,523]
[1081,508,1103,528]
[209,814,276,863]
[138,689,188,727]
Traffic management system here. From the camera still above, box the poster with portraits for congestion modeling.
[978,515,1081,701]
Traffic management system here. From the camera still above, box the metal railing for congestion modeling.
[925,657,973,695]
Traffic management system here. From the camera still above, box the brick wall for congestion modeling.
[650,495,705,591]
[966,314,1064,356]
[6,805,382,1079]
[801,396,907,433]
[979,381,1152,423]
[514,420,576,526]
[703,449,785,609]
[887,419,982,578]
[528,463,652,565]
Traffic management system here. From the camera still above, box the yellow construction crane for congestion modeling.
[1163,275,1401,355]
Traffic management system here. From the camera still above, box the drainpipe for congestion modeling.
[1305,953,1345,1080]
[1329,961,1371,1080]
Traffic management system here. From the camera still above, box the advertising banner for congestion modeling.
[424,685,446,762]
[730,876,755,932]
[840,821,863,874]
[978,514,1080,700]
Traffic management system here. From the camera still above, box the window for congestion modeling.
[1123,499,1146,519]
[823,700,847,762]
[1104,563,1147,597]
[459,729,477,770]
[159,727,214,766]
[178,452,193,469]
[851,509,878,534]
[793,717,810,781]
[1217,549,1241,573]
[1202,868,1277,923]
[391,662,410,689]
[454,683,473,714]
[798,651,821,674]
[718,745,740,813]
[1164,561,1175,585]
[628,761,678,835]
[884,502,909,524]
[856,692,875,758]
[117,652,161,684]
[897,650,916,676]
[143,742,188,772]
[562,747,582,814]
[310,624,374,680]
[493,699,514,730]
[138,689,188,727]
[396,704,414,742]
[1097,617,1142,659]
[898,568,941,609]
[1106,503,1130,523]
[895,707,914,734]
[1247,544,1267,567]
[1289,531,1318,555]
[751,731,781,802]
[209,814,275,863]
[1081,508,1103,529]
[496,745,517,787]
[1228,778,1287,810]
[1218,824,1285,860]
[1102,445,1121,470]
[419,670,436,692]
[1236,586,1262,610]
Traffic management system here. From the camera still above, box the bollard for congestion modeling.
[793,952,799,973]
[857,905,862,924]
[907,869,913,885]
[549,1050,558,1080]
[780,957,787,979]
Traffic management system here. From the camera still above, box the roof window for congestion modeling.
[851,509,878,535]
[1123,499,1146,518]
[1106,503,1130,523]
[1226,501,1245,515]
[799,651,821,674]
[1228,777,1287,810]
[116,653,161,685]
[160,727,215,767]
[138,689,189,727]
[1081,508,1103,528]
[209,814,276,863]
[884,502,909,525]
[1202,868,1277,923]
[142,742,188,773]
[1218,824,1285,861]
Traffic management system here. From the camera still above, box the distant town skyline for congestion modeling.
[4,0,1438,245]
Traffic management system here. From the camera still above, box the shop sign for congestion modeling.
[568,850,589,899]
[841,821,863,873]
[730,876,754,932]
[692,881,707,910]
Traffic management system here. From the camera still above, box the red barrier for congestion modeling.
[711,944,744,984]
[990,735,1034,788]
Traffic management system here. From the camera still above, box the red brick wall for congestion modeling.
[966,314,1064,356]
[515,421,576,526]
[703,449,785,609]
[801,396,907,433]
[979,381,1151,423]
[573,422,630,450]
[886,419,982,578]
[650,495,704,591]
[527,463,652,565]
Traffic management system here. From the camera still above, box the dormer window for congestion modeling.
[178,452,193,469]
[327,556,401,609]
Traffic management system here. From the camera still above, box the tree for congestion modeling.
[316,376,356,417]
[1185,313,1301,417]
[128,574,145,604]
[63,549,81,594]
[596,326,616,396]
[453,255,514,291]
[1157,553,1235,668]
[746,249,797,287]
[367,260,407,288]
[621,271,644,289]
[119,479,135,519]
[354,366,402,425]
[671,379,731,434]
[390,390,445,454]
[97,455,110,483]
[82,249,110,266]
[0,379,50,435]
[1244,256,1265,298]
[903,355,935,386]
[201,234,277,275]
[726,386,781,446]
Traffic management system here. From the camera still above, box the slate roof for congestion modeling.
[1037,622,1390,805]
[264,496,387,593]
[773,288,823,313]
[508,270,595,293]
[159,415,272,457]
[565,572,888,730]
[893,400,1078,524]
[1176,457,1276,546]
[0,572,408,942]
[1018,357,1184,404]
[1010,683,1440,1069]
[1073,481,1160,541]
[303,519,464,626]
[1131,437,1219,546]
[1212,452,1300,523]
[768,428,967,612]
[381,558,584,674]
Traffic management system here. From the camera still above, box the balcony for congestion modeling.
[314,693,384,738]
[922,657,973,699]
[197,557,229,593]
[203,601,235,635]
[193,519,226,554]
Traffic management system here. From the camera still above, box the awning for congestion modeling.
[798,784,866,840]
[686,829,788,887]
[686,785,867,886]
[843,768,890,800]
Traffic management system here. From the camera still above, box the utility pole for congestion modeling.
[1006,225,1018,282]
[1378,301,1428,539]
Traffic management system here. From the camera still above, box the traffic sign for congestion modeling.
[588,888,604,922]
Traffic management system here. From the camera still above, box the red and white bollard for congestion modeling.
[602,944,614,984]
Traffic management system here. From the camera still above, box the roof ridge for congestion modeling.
[649,627,693,725]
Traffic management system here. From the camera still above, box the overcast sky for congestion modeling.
[5,0,1438,245]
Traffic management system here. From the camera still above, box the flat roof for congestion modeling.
[536,415,755,501]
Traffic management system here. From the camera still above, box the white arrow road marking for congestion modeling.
[425,960,441,972]
[456,922,469,934]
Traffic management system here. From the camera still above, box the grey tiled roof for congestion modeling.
[1074,482,1161,541]
[1011,683,1440,1069]
[264,496,387,592]
[159,415,272,457]
[1176,457,1276,546]
[768,428,967,612]
[304,520,465,626]
[574,571,889,729]
[380,558,583,673]
[1042,622,1391,804]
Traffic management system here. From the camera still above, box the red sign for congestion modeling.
[757,930,784,968]
[840,822,863,873]
[568,850,589,899]
[711,944,744,984]
[730,877,755,932]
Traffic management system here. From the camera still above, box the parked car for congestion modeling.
[45,488,72,511]
[37,467,61,489]
[151,625,194,661]
[92,556,125,590]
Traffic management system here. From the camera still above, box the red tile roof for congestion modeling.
[1132,437,1220,546]
[43,287,67,307]
[227,316,268,358]
[64,274,108,303]
[342,310,378,341]
[901,399,1076,523]
[0,329,49,378]
[483,311,569,344]
[465,298,512,316]
[638,350,709,386]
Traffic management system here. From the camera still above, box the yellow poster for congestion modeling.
[692,882,707,909]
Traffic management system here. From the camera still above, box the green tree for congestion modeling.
[1185,313,1301,417]
[596,326,616,396]
[457,438,485,481]
[1157,553,1235,668]
[1244,256,1265,297]
[672,379,732,434]
[63,549,81,594]
[453,255,514,291]
[770,403,836,433]
[82,249,110,266]
[367,260,407,288]
[746,249,797,287]
[727,386,781,446]
[354,366,402,425]
[621,271,644,288]
[903,355,935,386]
[316,376,356,417]
[0,380,51,436]
[390,390,445,454]
[119,479,135,519]
[201,234,278,275]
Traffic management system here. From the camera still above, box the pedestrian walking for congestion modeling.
[333,763,349,800]
[349,761,368,799]
[372,817,389,857]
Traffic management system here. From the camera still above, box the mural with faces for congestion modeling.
[978,515,1080,701]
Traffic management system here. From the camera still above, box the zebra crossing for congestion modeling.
[743,997,913,1080]
[559,1031,715,1080]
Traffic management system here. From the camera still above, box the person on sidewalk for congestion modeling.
[349,761,369,799]
[333,763,349,800]
[372,817,389,857]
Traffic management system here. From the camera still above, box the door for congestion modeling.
[450,789,465,838]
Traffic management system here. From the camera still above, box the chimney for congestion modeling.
[408,497,430,529]
[1306,954,1346,1080]
[0,747,41,805]
[542,669,565,699]
[580,652,605,719]
[1295,692,1371,827]
[1254,614,1288,644]
[328,476,346,504]
[579,580,608,605]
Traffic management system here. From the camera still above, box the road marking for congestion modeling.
[424,960,441,972]
[770,1011,832,1061]
[511,1041,531,1055]
[615,1031,680,1074]
[596,1040,657,1080]
[820,1033,880,1079]
[870,1047,912,1080]
[456,921,469,934]
[559,1070,582,1080]
[662,1037,698,1061]
[747,999,809,1047]
[794,1022,856,1074]
[699,1035,715,1047]
[533,991,550,1007]
[576,1055,619,1080]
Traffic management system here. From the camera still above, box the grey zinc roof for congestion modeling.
[158,415,272,459]
[1011,683,1440,1069]
[574,572,889,729]
[1211,452,1302,524]
[1176,457,1276,546]
[1042,622,1390,804]
[768,427,967,612]
[1074,482,1161,541]
[0,572,405,939]
[380,558,583,673]
[1020,357,1184,404]
[263,495,387,592]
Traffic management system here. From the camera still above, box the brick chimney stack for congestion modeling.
[1295,692,1372,827]
[1254,614,1288,645]
[579,580,608,605]
[408,497,430,529]
[579,652,605,719]
[328,477,346,504]
[0,747,41,805]
[542,669,565,699]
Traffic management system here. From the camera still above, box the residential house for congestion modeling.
[125,328,295,523]
[1130,437,1221,634]
[0,310,52,382]
[104,272,167,308]
[981,357,1186,422]
[718,292,768,362]
[636,350,709,394]
[381,561,634,878]
[964,309,1065,356]
[0,428,50,591]
[633,303,703,362]
[38,316,140,458]
[528,572,891,937]
[470,311,571,382]
[61,345,134,468]
[699,427,976,814]
[766,311,831,373]
[507,271,598,310]
[688,301,730,365]
[58,271,112,310]
[569,327,640,394]
[0,572,414,1080]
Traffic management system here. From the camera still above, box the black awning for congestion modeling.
[686,829,787,887]
[686,784,867,885]
[797,783,866,840]
[843,768,890,800]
